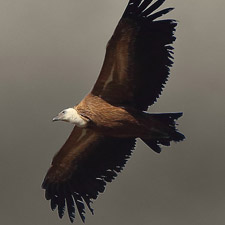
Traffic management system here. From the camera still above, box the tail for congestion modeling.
[141,112,185,153]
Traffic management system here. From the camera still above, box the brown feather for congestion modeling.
[42,127,136,222]
[91,2,177,110]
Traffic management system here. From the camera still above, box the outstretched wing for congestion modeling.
[92,0,177,110]
[42,127,136,222]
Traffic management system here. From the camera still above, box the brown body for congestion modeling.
[76,93,167,138]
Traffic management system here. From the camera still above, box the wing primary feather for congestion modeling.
[49,184,58,211]
[57,184,66,219]
[44,188,51,200]
[58,198,65,218]
[136,0,153,14]
[73,192,86,223]
[41,179,47,190]
[147,8,174,21]
[122,0,142,17]
[141,0,166,17]
[68,182,86,222]
[64,185,75,223]
[43,181,52,200]
[82,194,94,215]
[50,196,58,211]
[129,0,142,11]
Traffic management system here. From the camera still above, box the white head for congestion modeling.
[52,108,88,127]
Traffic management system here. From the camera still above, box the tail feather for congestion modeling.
[150,112,183,126]
[141,112,185,153]
[142,139,162,153]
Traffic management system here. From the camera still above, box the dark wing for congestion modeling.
[92,0,177,111]
[42,127,136,222]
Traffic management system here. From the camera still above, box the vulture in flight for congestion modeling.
[42,0,185,222]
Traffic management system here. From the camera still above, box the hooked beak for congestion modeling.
[52,116,60,122]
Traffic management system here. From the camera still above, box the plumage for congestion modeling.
[92,0,177,110]
[42,0,185,222]
[42,128,136,221]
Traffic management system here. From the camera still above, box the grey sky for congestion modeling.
[0,0,224,224]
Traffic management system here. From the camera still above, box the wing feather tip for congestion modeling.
[73,193,86,223]
[51,199,57,211]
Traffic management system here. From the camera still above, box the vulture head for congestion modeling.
[52,108,88,127]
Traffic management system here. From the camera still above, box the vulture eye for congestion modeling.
[62,111,65,114]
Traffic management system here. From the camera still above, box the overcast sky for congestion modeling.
[0,0,225,225]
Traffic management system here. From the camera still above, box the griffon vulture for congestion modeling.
[42,0,185,222]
